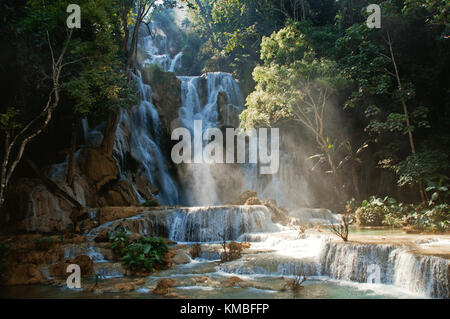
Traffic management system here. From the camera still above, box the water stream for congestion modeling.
[25,15,447,300]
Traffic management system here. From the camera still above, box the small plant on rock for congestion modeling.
[218,233,249,262]
[109,226,130,256]
[284,271,306,292]
[329,214,353,242]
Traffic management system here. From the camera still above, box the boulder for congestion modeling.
[49,255,94,279]
[94,229,110,243]
[189,243,201,258]
[151,278,176,295]
[172,249,191,264]
[4,264,45,285]
[263,200,290,225]
[113,279,146,292]
[223,276,242,288]
[233,190,258,205]
[245,197,261,205]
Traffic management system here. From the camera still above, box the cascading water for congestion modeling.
[111,23,182,205]
[84,14,449,300]
[89,205,278,242]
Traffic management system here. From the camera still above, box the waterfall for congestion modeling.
[100,16,313,208]
[166,205,275,242]
[319,242,449,299]
[88,205,278,242]
[113,69,179,205]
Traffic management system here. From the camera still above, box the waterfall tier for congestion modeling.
[89,205,278,242]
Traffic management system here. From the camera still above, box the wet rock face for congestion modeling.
[3,264,45,286]
[19,184,74,233]
[217,91,241,128]
[141,65,181,132]
[98,180,140,207]
[79,148,119,191]
[262,200,290,225]
[98,206,145,224]
[49,255,94,279]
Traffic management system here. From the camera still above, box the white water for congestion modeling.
[104,20,312,208]
[81,16,449,299]
[87,204,449,299]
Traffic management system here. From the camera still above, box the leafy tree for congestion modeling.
[241,22,347,196]
[0,0,138,207]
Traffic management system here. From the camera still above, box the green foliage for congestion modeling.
[109,226,130,256]
[121,237,168,272]
[354,196,449,231]
[108,226,168,272]
[142,199,159,207]
[425,177,450,206]
[407,204,449,232]
[393,150,449,187]
[0,108,22,132]
[355,196,405,226]
[240,19,347,129]
[16,0,136,118]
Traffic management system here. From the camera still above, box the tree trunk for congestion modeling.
[0,30,73,211]
[27,159,83,210]
[67,122,77,188]
[101,110,121,156]
[351,164,361,199]
[387,32,416,155]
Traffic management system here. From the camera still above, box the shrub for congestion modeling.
[109,227,168,272]
[329,214,353,242]
[142,199,159,208]
[284,271,306,292]
[354,196,449,232]
[407,204,449,232]
[218,232,250,262]
[121,237,168,272]
[109,226,130,256]
[355,196,402,226]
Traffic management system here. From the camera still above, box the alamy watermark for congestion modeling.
[66,4,81,29]
[66,263,81,289]
[367,264,381,284]
[367,4,381,29]
[171,120,280,175]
